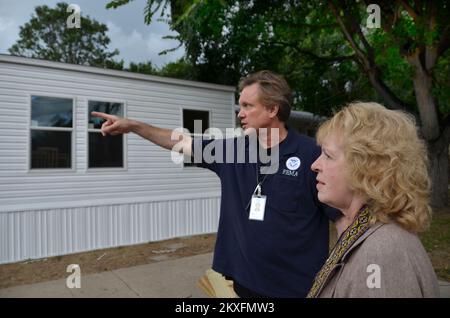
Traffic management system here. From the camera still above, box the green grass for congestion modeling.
[419,210,450,281]
[421,215,450,250]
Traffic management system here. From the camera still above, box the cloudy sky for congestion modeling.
[0,0,185,67]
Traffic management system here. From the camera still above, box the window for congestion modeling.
[88,101,124,168]
[182,109,210,166]
[30,96,73,169]
[183,109,210,136]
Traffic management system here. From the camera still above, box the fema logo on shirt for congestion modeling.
[282,156,301,177]
[286,157,301,170]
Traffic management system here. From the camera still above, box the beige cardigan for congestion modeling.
[317,222,440,298]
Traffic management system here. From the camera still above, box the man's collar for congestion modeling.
[279,125,299,157]
[244,125,299,156]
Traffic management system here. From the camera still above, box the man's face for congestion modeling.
[238,83,276,133]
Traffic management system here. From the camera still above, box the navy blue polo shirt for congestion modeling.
[192,126,341,297]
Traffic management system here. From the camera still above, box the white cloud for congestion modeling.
[0,17,14,32]
[0,17,20,53]
[106,21,184,68]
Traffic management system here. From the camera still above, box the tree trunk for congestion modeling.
[428,137,449,208]
[406,51,448,208]
[410,63,440,140]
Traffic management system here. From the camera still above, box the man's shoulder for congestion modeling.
[297,134,318,149]
[288,130,320,158]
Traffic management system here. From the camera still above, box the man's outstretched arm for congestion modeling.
[91,111,192,156]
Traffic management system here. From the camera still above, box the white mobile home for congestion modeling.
[0,54,235,264]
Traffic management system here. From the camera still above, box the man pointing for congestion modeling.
[92,70,340,297]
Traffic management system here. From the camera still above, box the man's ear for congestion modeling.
[268,104,279,119]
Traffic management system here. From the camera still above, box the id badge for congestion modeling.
[249,195,266,221]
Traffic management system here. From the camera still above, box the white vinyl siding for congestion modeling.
[0,55,235,264]
[0,198,220,264]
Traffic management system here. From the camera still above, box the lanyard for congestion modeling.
[245,158,273,211]
[245,132,286,211]
[255,161,270,195]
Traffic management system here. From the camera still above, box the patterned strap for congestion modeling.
[307,206,371,298]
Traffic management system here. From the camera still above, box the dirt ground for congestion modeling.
[0,208,449,290]
[0,233,217,289]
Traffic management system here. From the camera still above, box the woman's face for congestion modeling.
[311,132,355,211]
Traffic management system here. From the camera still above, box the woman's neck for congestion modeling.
[335,197,367,238]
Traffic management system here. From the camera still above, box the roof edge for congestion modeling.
[0,54,236,92]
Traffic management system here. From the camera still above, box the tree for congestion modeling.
[158,58,198,80]
[128,61,158,75]
[9,2,120,67]
[108,0,371,115]
[107,0,450,208]
[122,59,196,80]
[326,1,450,208]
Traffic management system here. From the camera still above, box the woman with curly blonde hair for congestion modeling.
[308,102,439,298]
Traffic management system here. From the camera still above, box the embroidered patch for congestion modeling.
[286,156,301,170]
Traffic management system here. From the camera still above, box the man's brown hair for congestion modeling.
[238,70,293,122]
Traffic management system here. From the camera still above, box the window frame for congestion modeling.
[27,93,76,173]
[86,99,127,172]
